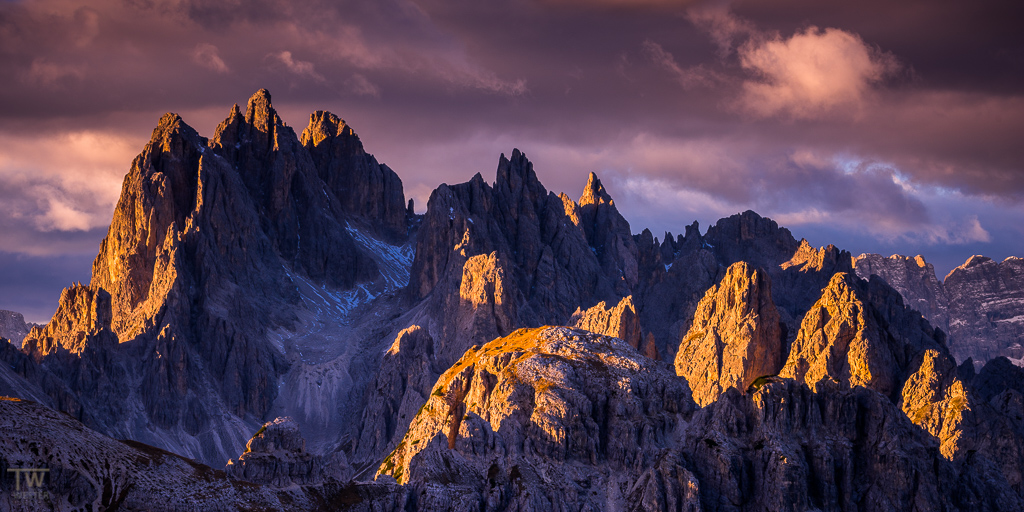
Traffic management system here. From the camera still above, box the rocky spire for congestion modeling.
[780,272,947,400]
[301,110,407,241]
[576,171,638,296]
[578,171,613,207]
[675,262,784,406]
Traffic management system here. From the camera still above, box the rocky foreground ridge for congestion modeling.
[1,90,1023,511]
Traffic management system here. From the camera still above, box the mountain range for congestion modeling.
[1,90,1023,511]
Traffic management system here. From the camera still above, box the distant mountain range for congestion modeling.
[1,90,1022,511]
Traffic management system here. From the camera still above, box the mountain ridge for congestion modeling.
[2,89,1023,511]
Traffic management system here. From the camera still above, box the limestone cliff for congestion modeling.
[15,89,409,466]
[377,326,696,510]
[780,272,947,400]
[301,110,407,241]
[855,253,949,330]
[570,295,642,349]
[945,256,1024,363]
[0,309,30,346]
[855,253,1024,367]
[675,262,783,407]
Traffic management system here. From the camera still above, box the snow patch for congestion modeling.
[345,224,414,292]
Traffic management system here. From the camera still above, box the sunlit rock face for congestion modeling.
[21,284,115,357]
[780,272,947,400]
[675,262,784,407]
[633,212,853,363]
[377,326,697,509]
[570,295,642,349]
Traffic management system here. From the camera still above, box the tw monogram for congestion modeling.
[7,468,49,494]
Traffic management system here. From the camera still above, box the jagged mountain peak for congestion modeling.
[579,171,613,207]
[954,254,993,274]
[495,148,546,205]
[244,87,280,128]
[301,110,356,146]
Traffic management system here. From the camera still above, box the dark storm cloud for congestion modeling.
[0,0,1021,319]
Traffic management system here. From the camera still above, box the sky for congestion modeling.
[0,0,1022,323]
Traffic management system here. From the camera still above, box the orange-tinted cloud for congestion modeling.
[737,26,898,119]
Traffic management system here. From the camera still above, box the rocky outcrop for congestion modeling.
[855,253,949,331]
[404,150,637,376]
[354,326,444,466]
[945,256,1024,363]
[301,110,407,241]
[226,417,327,487]
[773,240,855,336]
[570,295,642,349]
[772,269,1024,487]
[702,210,801,270]
[675,262,783,407]
[962,357,1024,494]
[21,285,115,358]
[0,397,406,511]
[780,272,947,400]
[682,380,1022,511]
[633,225,721,361]
[854,253,1024,367]
[900,349,971,458]
[377,326,695,510]
[0,310,30,345]
[577,173,639,297]
[633,212,853,362]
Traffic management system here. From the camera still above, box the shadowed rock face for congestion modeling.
[226,416,331,487]
[301,110,407,242]
[683,380,1022,512]
[354,326,445,466]
[0,397,404,511]
[945,256,1024,363]
[676,262,783,407]
[10,89,408,466]
[855,253,1024,366]
[0,310,30,345]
